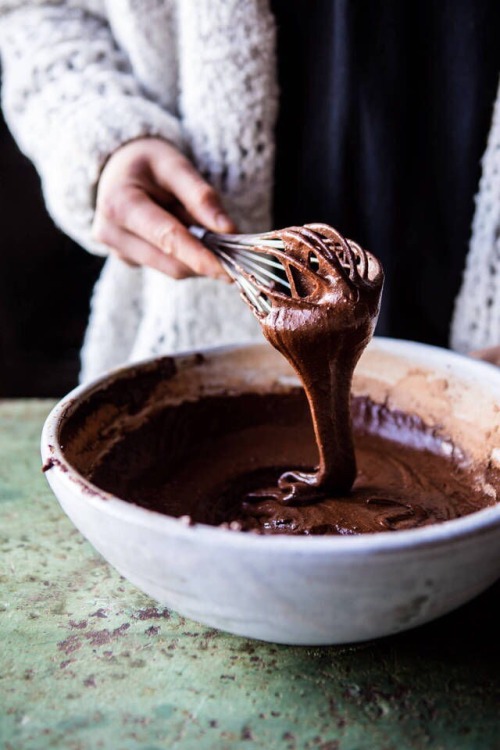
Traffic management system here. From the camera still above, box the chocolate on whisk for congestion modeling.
[196,223,384,505]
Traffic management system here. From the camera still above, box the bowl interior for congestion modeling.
[53,339,500,531]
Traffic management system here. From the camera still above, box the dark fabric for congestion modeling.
[271,0,500,346]
[0,101,103,396]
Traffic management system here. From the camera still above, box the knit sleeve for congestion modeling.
[450,79,500,353]
[0,2,186,254]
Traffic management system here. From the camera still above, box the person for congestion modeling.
[0,0,499,382]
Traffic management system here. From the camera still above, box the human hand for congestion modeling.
[92,138,235,279]
[469,346,500,367]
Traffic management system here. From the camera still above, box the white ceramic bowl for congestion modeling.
[41,338,500,645]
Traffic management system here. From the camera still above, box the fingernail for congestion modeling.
[214,212,233,232]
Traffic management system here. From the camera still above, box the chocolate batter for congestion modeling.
[234,223,383,503]
[86,390,496,535]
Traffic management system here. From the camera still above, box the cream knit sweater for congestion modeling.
[0,0,498,381]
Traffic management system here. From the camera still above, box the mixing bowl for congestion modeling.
[41,338,500,645]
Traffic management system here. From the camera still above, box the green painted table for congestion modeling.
[1,400,499,750]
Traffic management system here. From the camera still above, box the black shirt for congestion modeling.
[271,0,500,346]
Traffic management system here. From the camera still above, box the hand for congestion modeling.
[92,138,235,279]
[469,346,500,367]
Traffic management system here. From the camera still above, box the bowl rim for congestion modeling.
[41,337,500,555]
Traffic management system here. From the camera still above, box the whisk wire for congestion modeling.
[230,253,291,291]
[211,245,273,315]
[231,248,285,271]
[213,233,285,250]
[192,227,292,306]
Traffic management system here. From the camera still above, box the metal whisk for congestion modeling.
[190,226,291,315]
[190,223,379,317]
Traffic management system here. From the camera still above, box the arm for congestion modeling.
[0,2,231,276]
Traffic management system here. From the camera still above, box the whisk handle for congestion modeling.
[189,225,209,241]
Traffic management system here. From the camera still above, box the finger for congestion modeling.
[146,199,232,282]
[146,198,234,279]
[102,186,228,279]
[147,193,198,229]
[152,153,237,233]
[469,346,500,367]
[92,220,195,280]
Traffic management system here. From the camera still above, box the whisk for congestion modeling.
[190,224,378,316]
[190,226,292,315]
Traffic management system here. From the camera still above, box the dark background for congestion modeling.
[272,0,500,349]
[0,103,103,397]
